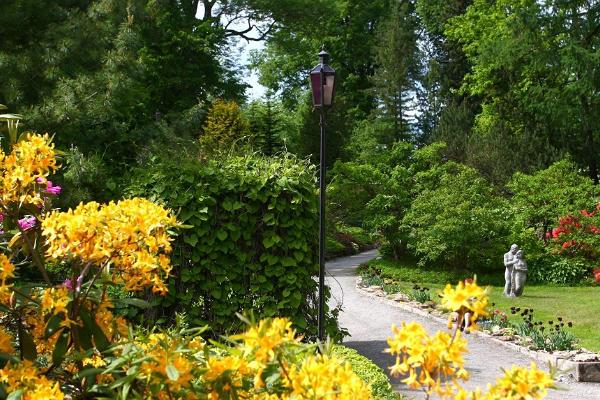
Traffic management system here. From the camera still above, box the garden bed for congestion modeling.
[356,276,600,383]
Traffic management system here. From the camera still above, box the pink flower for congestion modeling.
[63,279,74,291]
[580,210,594,218]
[0,214,3,222]
[18,216,36,231]
[36,177,45,184]
[45,181,61,196]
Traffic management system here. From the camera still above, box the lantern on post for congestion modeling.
[309,47,336,343]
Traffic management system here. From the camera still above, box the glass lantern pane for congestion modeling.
[323,74,335,106]
[310,73,322,106]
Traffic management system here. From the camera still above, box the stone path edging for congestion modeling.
[355,277,600,383]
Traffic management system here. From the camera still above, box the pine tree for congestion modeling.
[371,0,421,143]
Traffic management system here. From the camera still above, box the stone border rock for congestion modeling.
[356,277,600,383]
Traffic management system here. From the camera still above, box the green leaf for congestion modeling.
[113,298,152,309]
[18,325,37,361]
[184,234,199,246]
[166,363,180,381]
[52,330,70,366]
[7,389,23,400]
[80,306,110,351]
[44,314,63,339]
[216,229,227,241]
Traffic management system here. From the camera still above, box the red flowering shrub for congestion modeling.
[594,268,600,284]
[548,203,600,283]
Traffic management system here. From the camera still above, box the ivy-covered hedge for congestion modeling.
[127,153,341,339]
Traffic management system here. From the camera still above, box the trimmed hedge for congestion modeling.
[331,345,401,400]
[127,153,341,339]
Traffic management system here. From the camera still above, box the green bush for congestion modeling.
[126,152,341,340]
[527,257,591,285]
[330,345,401,400]
[405,162,509,269]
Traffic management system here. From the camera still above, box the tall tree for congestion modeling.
[371,0,421,142]
[447,0,600,183]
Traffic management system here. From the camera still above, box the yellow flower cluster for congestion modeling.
[238,317,299,363]
[0,133,58,207]
[285,355,371,400]
[0,326,13,354]
[205,354,252,398]
[0,360,64,399]
[454,363,554,400]
[479,363,554,400]
[94,298,129,341]
[440,279,489,327]
[42,198,178,294]
[0,254,15,304]
[386,322,469,397]
[40,286,70,317]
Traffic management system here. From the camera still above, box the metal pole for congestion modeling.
[318,66,326,342]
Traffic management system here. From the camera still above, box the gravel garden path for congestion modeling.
[326,250,600,399]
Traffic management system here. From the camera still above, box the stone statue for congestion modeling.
[512,250,527,297]
[503,244,519,297]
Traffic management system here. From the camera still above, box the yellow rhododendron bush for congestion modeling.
[0,131,554,399]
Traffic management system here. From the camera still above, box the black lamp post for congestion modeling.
[309,48,335,342]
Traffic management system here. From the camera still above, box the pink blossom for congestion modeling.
[36,177,45,184]
[0,214,3,222]
[18,216,36,231]
[63,279,74,291]
[45,181,62,196]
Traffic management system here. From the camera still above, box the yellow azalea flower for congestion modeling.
[237,317,299,363]
[40,286,70,317]
[0,254,15,304]
[386,322,469,397]
[481,363,554,400]
[284,355,371,400]
[0,134,58,208]
[42,198,178,295]
[0,360,64,399]
[0,326,14,354]
[83,354,107,368]
[440,279,490,321]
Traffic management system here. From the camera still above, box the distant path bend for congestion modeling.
[325,250,600,400]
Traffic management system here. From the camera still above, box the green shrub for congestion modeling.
[527,257,591,285]
[404,162,509,269]
[330,345,401,400]
[126,152,341,340]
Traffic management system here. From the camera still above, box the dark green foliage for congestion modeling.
[1,0,244,203]
[330,345,400,400]
[371,0,421,141]
[245,97,294,156]
[126,152,342,340]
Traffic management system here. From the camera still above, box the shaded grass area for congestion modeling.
[359,257,600,352]
[330,345,401,400]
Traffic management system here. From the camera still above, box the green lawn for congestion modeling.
[359,257,600,352]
